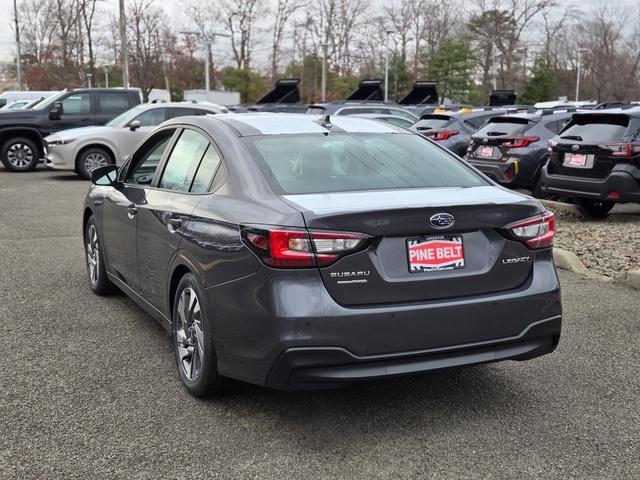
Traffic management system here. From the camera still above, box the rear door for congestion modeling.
[136,127,218,311]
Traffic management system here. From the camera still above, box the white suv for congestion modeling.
[44,102,228,179]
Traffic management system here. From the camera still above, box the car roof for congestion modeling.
[164,112,405,136]
[134,102,226,111]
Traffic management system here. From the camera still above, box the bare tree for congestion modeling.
[221,0,261,69]
[18,0,57,66]
[79,0,99,80]
[270,0,304,80]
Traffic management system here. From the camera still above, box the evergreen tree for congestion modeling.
[519,58,557,105]
[426,39,475,104]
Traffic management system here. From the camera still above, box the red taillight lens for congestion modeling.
[507,213,555,249]
[426,129,459,141]
[597,143,640,157]
[242,228,369,268]
[503,136,540,148]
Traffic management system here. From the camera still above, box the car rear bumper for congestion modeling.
[267,316,560,389]
[205,251,562,389]
[540,164,640,202]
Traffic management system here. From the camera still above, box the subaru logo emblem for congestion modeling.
[571,144,579,151]
[429,213,455,229]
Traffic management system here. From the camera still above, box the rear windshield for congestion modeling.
[244,133,488,195]
[412,115,452,132]
[559,114,630,141]
[475,117,532,137]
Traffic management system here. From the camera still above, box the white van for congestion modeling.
[0,91,59,108]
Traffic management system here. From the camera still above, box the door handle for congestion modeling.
[167,217,183,233]
[127,204,137,219]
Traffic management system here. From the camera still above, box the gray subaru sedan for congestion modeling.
[84,113,561,397]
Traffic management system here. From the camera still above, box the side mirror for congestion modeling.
[129,120,141,131]
[49,101,63,120]
[90,165,119,186]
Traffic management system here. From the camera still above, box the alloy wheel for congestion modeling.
[175,287,204,381]
[7,143,34,169]
[84,152,109,173]
[86,224,100,286]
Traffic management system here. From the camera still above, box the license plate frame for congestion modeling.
[406,235,465,273]
[478,146,495,158]
[563,153,594,169]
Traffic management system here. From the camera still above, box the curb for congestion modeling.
[553,248,611,281]
[540,200,585,219]
[614,270,640,291]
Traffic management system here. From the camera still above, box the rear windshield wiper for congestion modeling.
[561,135,583,141]
[487,131,508,136]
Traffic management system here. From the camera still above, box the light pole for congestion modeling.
[181,31,230,97]
[119,0,129,88]
[575,48,587,102]
[87,73,93,88]
[321,42,328,102]
[384,30,394,102]
[104,67,109,88]
[13,0,22,90]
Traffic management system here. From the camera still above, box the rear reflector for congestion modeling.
[506,213,555,249]
[242,227,369,268]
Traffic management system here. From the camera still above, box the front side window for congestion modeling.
[135,108,167,127]
[125,131,175,185]
[159,129,209,192]
[62,93,91,114]
[98,93,130,115]
[246,133,488,195]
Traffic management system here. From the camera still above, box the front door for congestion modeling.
[47,92,94,133]
[136,128,214,312]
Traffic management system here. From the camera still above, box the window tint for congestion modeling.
[135,108,166,127]
[465,114,493,130]
[159,129,209,192]
[475,117,532,137]
[98,93,130,114]
[167,107,208,119]
[62,93,91,114]
[125,133,174,185]
[246,133,487,195]
[190,145,222,193]
[544,121,559,134]
[560,114,629,141]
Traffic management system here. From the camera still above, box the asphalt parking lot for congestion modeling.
[1,168,639,479]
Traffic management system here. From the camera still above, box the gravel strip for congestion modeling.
[551,205,640,278]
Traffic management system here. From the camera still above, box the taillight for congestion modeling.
[426,129,459,141]
[506,213,555,249]
[597,143,640,157]
[503,136,540,148]
[242,227,369,268]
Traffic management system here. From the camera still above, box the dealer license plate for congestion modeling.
[407,235,465,273]
[563,153,594,168]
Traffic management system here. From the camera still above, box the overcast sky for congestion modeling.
[0,0,634,67]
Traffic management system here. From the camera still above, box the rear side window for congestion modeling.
[412,115,452,132]
[98,93,130,114]
[159,129,209,192]
[190,146,222,193]
[245,133,487,195]
[475,117,532,137]
[167,108,209,119]
[560,114,630,141]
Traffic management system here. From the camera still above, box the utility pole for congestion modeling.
[575,48,587,102]
[13,0,22,90]
[119,0,129,88]
[321,42,328,102]
[180,31,230,99]
[384,30,394,102]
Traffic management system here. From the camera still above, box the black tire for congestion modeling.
[172,273,233,397]
[575,199,615,219]
[84,216,117,295]
[77,147,114,180]
[1,137,39,171]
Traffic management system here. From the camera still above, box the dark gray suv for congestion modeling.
[84,114,562,396]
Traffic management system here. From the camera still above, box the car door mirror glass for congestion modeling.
[49,101,63,120]
[129,120,141,131]
[91,165,119,186]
